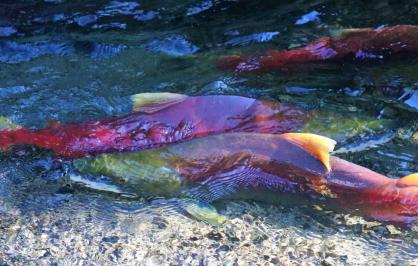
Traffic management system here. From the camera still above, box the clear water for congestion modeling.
[0,1,417,264]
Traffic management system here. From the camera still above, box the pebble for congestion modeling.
[206,231,223,241]
[412,132,418,143]
[0,199,416,264]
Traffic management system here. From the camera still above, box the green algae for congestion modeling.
[302,112,394,142]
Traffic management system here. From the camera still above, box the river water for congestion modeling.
[0,1,417,265]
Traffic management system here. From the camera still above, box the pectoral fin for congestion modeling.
[180,199,227,224]
[69,173,125,194]
[131,92,188,113]
[282,133,336,172]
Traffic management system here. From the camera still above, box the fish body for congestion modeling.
[74,132,418,225]
[328,157,418,223]
[218,25,418,73]
[0,94,306,158]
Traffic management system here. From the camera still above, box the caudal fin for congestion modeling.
[0,116,21,152]
[0,116,21,130]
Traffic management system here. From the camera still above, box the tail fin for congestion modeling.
[0,116,21,130]
[397,173,418,187]
[0,116,21,152]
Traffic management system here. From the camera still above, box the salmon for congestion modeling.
[73,132,418,225]
[218,25,418,73]
[0,93,306,158]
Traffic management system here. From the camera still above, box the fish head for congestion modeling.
[396,174,418,215]
[368,174,418,225]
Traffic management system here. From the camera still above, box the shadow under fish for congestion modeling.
[72,132,418,226]
[0,93,307,158]
[217,25,418,74]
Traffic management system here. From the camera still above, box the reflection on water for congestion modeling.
[0,0,417,264]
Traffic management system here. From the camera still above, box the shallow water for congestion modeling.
[0,0,417,265]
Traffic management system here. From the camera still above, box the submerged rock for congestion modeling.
[295,10,321,25]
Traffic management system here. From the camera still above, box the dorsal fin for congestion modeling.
[0,116,21,130]
[281,133,336,172]
[398,173,418,187]
[331,28,373,40]
[131,92,188,114]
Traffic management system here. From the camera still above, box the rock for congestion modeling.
[102,236,119,244]
[216,244,230,253]
[412,132,418,143]
[206,231,223,241]
[352,224,363,235]
[372,225,390,236]
[386,225,402,235]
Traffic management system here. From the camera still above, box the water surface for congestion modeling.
[0,0,417,264]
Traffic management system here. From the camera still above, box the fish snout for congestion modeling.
[366,181,418,224]
[396,184,418,212]
[396,174,418,212]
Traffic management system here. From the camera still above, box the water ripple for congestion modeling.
[0,26,17,37]
[97,1,141,17]
[224,31,280,46]
[141,35,199,56]
[0,41,73,63]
